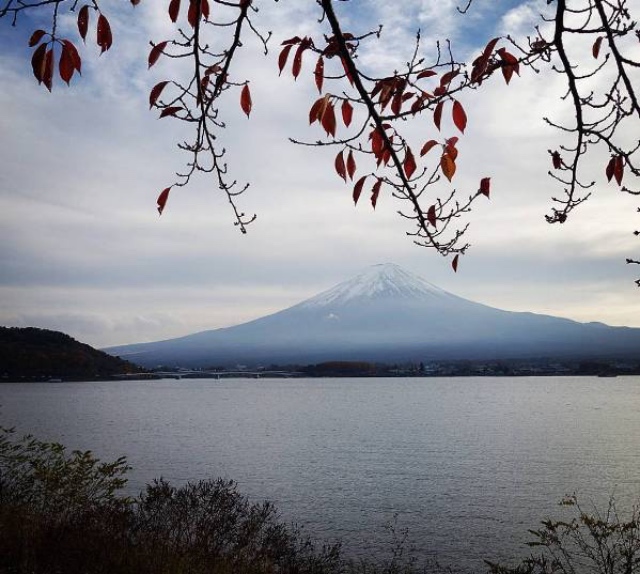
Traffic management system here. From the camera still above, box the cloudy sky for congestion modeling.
[1,0,639,348]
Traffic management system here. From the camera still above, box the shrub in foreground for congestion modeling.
[2,426,640,574]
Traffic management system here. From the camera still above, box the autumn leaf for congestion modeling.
[346,150,356,180]
[592,36,603,59]
[420,139,439,157]
[96,14,112,54]
[59,41,81,84]
[433,101,444,130]
[321,101,336,137]
[43,47,54,91]
[29,30,46,47]
[551,151,562,169]
[77,6,89,42]
[404,147,417,179]
[371,178,382,209]
[439,69,459,87]
[149,80,170,109]
[335,151,347,182]
[240,84,252,117]
[148,41,167,69]
[440,153,456,181]
[417,69,437,80]
[479,177,490,198]
[157,187,171,215]
[187,0,199,27]
[427,204,437,227]
[159,106,182,118]
[31,42,47,83]
[452,100,467,134]
[292,43,306,79]
[341,100,353,128]
[169,0,181,22]
[353,175,367,205]
[201,0,210,20]
[314,56,324,93]
[278,44,293,75]
[452,254,459,272]
[614,155,624,185]
[606,156,615,182]
[498,48,519,84]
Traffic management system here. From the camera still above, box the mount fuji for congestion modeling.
[106,263,640,368]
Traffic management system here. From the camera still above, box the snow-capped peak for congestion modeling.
[299,263,453,307]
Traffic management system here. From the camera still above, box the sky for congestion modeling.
[1,0,640,348]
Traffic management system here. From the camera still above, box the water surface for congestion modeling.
[2,376,639,570]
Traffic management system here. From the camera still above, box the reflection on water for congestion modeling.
[1,376,640,570]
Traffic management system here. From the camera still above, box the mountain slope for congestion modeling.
[105,264,640,368]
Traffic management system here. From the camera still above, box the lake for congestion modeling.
[1,376,640,571]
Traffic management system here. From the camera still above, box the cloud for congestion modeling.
[0,1,639,348]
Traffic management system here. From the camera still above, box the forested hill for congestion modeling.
[0,327,142,382]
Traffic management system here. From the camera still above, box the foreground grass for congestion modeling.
[1,427,640,574]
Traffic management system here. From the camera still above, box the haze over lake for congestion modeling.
[2,376,640,571]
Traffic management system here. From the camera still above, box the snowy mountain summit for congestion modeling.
[300,263,452,307]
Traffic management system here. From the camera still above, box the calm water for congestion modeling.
[2,376,640,570]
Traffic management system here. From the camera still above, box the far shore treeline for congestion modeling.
[1,327,639,382]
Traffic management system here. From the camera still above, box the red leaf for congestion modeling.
[551,151,562,169]
[29,29,47,47]
[427,205,437,227]
[592,36,603,59]
[240,84,252,117]
[59,43,75,84]
[479,177,490,198]
[148,41,167,69]
[452,100,467,134]
[278,44,293,75]
[292,43,306,79]
[335,151,347,182]
[439,69,459,87]
[43,47,54,91]
[281,36,302,46]
[420,139,439,157]
[96,14,112,54]
[149,80,169,108]
[321,101,336,137]
[433,101,444,130]
[452,254,459,273]
[341,56,354,86]
[309,96,326,125]
[187,0,198,27]
[62,40,81,74]
[157,187,171,215]
[353,175,367,205]
[440,154,456,181]
[404,148,417,179]
[417,70,437,80]
[77,5,89,42]
[169,0,181,22]
[31,42,47,83]
[341,100,353,128]
[159,106,182,118]
[314,56,324,93]
[201,0,210,20]
[498,48,519,84]
[130,0,141,5]
[614,155,624,185]
[606,156,615,182]
[347,150,356,180]
[371,178,382,209]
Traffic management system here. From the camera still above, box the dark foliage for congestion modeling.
[0,326,142,381]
